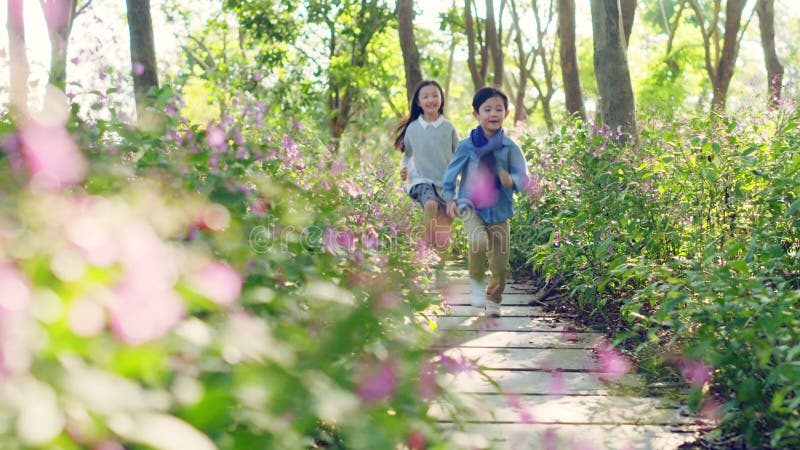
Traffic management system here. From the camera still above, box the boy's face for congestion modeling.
[473,96,508,136]
[417,85,442,118]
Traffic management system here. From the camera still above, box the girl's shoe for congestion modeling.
[484,301,501,318]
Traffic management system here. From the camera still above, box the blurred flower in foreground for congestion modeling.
[187,261,242,306]
[468,165,499,209]
[19,121,87,189]
[676,358,712,388]
[592,340,633,383]
[357,360,397,404]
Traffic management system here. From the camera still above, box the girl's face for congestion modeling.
[417,85,442,119]
[473,96,508,136]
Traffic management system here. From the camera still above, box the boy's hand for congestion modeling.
[499,168,514,188]
[400,168,408,181]
[446,200,459,219]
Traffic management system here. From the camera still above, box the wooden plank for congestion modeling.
[430,394,694,426]
[436,316,584,332]
[444,305,552,316]
[443,292,546,306]
[435,330,603,349]
[440,423,699,450]
[442,347,592,371]
[441,369,643,395]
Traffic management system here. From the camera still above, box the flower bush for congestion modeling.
[512,103,800,448]
[0,89,468,449]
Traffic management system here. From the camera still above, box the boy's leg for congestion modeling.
[462,211,489,282]
[486,220,510,304]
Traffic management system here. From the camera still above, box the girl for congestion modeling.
[393,80,459,281]
[442,87,530,316]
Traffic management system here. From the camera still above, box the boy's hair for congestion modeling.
[472,86,509,111]
[392,80,446,151]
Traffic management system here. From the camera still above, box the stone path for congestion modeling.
[429,268,707,450]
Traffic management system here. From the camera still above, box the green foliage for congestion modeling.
[0,83,466,449]
[513,104,800,447]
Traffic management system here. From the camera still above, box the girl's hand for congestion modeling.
[400,168,408,181]
[446,200,459,219]
[499,168,514,188]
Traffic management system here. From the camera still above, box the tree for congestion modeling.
[39,0,91,92]
[590,0,637,144]
[397,0,422,104]
[620,0,637,47]
[688,0,747,113]
[509,0,557,130]
[557,0,585,121]
[126,0,160,120]
[485,0,503,88]
[464,0,489,90]
[7,0,29,116]
[755,0,783,108]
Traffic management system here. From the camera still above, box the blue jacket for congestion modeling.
[441,133,529,224]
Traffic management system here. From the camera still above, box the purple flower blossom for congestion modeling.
[205,124,227,152]
[132,62,145,75]
[357,361,397,404]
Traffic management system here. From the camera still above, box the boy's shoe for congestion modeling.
[484,301,501,318]
[470,279,488,308]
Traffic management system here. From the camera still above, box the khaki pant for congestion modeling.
[462,210,509,304]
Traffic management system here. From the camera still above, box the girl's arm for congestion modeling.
[442,146,469,201]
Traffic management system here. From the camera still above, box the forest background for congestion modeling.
[2,0,800,449]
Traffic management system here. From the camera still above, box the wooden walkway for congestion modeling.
[428,268,707,450]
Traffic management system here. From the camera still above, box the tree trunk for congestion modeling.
[464,0,487,90]
[710,0,746,112]
[7,0,29,115]
[755,0,783,108]
[620,0,636,47]
[557,0,585,121]
[485,0,503,87]
[509,0,530,124]
[590,0,637,144]
[397,0,422,104]
[126,0,160,120]
[40,0,79,91]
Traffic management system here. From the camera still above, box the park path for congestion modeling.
[427,265,709,450]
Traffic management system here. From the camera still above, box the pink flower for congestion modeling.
[417,360,438,399]
[593,341,633,383]
[468,165,499,209]
[357,361,397,404]
[109,280,185,345]
[548,369,566,396]
[133,62,145,75]
[205,124,227,152]
[677,358,712,387]
[0,264,30,320]
[187,261,242,306]
[20,121,87,189]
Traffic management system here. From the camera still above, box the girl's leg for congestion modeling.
[432,207,452,262]
[486,220,510,304]
[422,199,439,249]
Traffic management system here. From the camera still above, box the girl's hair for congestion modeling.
[393,80,446,151]
[472,86,509,112]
